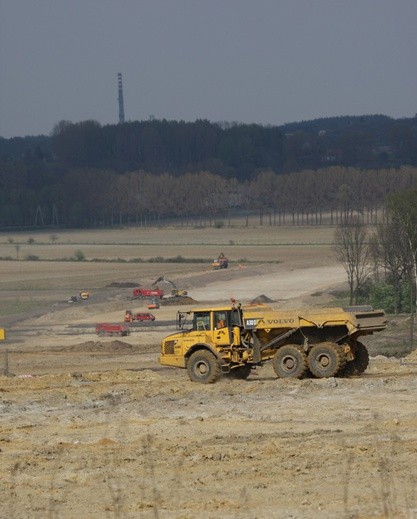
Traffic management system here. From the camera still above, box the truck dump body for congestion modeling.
[96,323,130,337]
[242,304,386,338]
[159,303,387,383]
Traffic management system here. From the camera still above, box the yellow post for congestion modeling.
[0,329,6,340]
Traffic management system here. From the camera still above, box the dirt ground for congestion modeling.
[1,244,417,518]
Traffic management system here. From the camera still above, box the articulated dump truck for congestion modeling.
[159,302,387,383]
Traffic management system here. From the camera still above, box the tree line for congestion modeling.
[0,115,416,228]
[1,164,417,228]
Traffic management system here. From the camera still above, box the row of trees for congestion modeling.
[334,188,417,347]
[1,164,416,228]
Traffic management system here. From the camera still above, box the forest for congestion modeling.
[0,115,416,228]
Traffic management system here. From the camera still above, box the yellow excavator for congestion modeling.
[152,276,188,296]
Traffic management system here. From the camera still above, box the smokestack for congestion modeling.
[117,72,125,124]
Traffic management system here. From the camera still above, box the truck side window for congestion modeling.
[214,311,227,329]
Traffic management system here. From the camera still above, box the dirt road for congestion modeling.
[1,261,416,519]
[190,264,345,303]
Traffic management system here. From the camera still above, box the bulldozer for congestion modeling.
[159,301,387,383]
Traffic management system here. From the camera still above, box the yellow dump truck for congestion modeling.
[159,302,387,383]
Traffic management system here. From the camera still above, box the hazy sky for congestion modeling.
[1,0,416,138]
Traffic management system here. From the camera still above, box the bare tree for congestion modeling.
[387,188,417,349]
[251,170,278,225]
[334,220,371,305]
[369,220,410,314]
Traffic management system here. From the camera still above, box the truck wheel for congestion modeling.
[273,345,307,379]
[229,365,252,380]
[187,350,221,384]
[343,341,369,376]
[308,342,345,378]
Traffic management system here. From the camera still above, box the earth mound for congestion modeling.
[106,281,138,288]
[251,294,274,304]
[161,295,198,306]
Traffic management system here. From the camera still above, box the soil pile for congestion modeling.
[251,294,274,304]
[161,295,198,306]
[105,281,138,288]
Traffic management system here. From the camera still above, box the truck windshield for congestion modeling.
[194,312,210,331]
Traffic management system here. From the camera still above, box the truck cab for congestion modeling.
[159,305,246,369]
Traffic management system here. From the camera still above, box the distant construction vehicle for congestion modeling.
[170,289,188,297]
[68,291,90,303]
[96,323,130,337]
[212,252,228,269]
[147,298,160,310]
[124,310,155,322]
[152,276,187,297]
[159,301,387,383]
[133,288,164,299]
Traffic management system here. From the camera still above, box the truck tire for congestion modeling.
[343,341,369,376]
[308,342,345,378]
[273,345,307,379]
[229,365,252,380]
[187,350,221,384]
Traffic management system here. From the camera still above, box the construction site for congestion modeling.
[0,226,416,519]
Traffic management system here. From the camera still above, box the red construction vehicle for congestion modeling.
[124,310,156,322]
[133,288,164,298]
[147,299,160,310]
[95,323,130,337]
